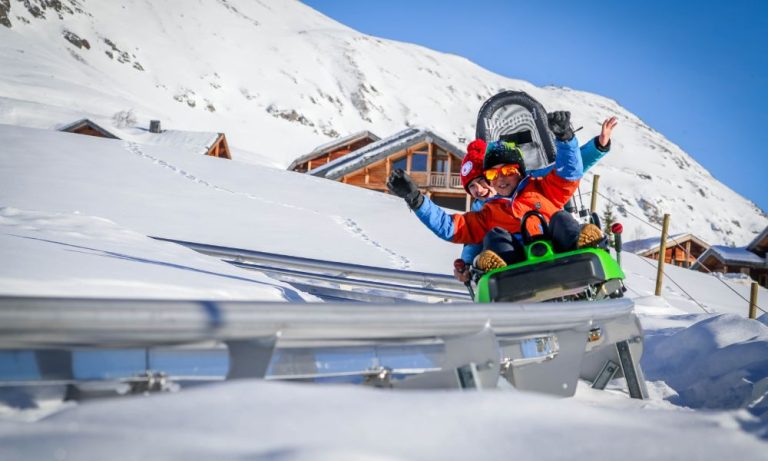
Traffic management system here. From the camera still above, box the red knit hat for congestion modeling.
[460,139,487,192]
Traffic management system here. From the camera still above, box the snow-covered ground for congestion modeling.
[1,125,767,459]
[2,380,766,461]
[1,1,767,457]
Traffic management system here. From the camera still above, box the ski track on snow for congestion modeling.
[124,142,412,269]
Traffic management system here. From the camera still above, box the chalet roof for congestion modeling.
[623,233,709,255]
[309,128,464,180]
[288,130,380,171]
[747,226,768,256]
[57,118,226,157]
[132,130,222,156]
[58,118,120,139]
[692,245,768,270]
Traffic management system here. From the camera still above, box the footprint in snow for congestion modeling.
[338,217,411,270]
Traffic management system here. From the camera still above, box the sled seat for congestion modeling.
[485,252,607,303]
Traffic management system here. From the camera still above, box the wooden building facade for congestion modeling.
[625,233,711,268]
[289,131,380,173]
[59,119,119,139]
[692,227,768,288]
[305,128,469,211]
[747,227,768,258]
[205,133,232,159]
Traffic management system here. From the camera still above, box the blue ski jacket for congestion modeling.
[530,136,608,178]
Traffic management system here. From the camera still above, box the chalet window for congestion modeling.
[432,157,448,173]
[411,154,428,172]
[392,156,407,171]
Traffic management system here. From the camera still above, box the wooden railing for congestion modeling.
[428,173,462,189]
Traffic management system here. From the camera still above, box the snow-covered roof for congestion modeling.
[623,233,709,255]
[131,129,222,156]
[747,226,768,255]
[57,118,224,157]
[58,118,120,139]
[287,130,380,171]
[693,245,768,269]
[309,128,464,180]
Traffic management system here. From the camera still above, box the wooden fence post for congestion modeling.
[654,214,671,296]
[749,282,759,319]
[590,175,600,213]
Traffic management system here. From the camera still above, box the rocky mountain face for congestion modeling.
[0,0,765,246]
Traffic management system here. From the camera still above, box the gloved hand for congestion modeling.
[453,259,471,283]
[386,169,424,209]
[547,111,574,141]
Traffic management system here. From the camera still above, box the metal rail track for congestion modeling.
[0,241,648,398]
[0,296,647,398]
[152,237,470,302]
[0,297,635,347]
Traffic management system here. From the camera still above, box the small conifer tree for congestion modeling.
[602,203,617,247]
[602,203,616,233]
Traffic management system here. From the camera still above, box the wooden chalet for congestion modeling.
[59,118,119,139]
[208,133,231,159]
[288,131,380,173]
[142,129,232,159]
[58,118,231,159]
[748,226,768,257]
[306,128,469,211]
[692,226,768,287]
[136,120,232,159]
[624,233,711,268]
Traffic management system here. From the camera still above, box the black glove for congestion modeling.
[386,169,424,209]
[547,111,574,141]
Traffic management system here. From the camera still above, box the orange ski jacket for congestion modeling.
[413,137,583,245]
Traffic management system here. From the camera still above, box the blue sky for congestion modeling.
[303,0,767,215]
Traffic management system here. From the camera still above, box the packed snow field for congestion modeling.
[1,0,767,458]
[1,125,767,460]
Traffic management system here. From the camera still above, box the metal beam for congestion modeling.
[151,237,466,293]
[228,261,468,302]
[0,296,636,349]
[0,296,646,398]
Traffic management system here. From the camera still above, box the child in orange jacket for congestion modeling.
[387,111,604,270]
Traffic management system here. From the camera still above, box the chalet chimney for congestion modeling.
[149,120,161,133]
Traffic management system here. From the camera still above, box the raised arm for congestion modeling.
[536,111,583,209]
[547,111,583,181]
[387,169,495,244]
[582,116,617,168]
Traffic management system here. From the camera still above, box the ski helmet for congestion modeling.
[484,141,526,177]
[460,139,487,192]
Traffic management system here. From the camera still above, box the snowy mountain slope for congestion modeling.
[0,0,765,246]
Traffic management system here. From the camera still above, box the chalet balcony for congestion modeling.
[428,173,462,189]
